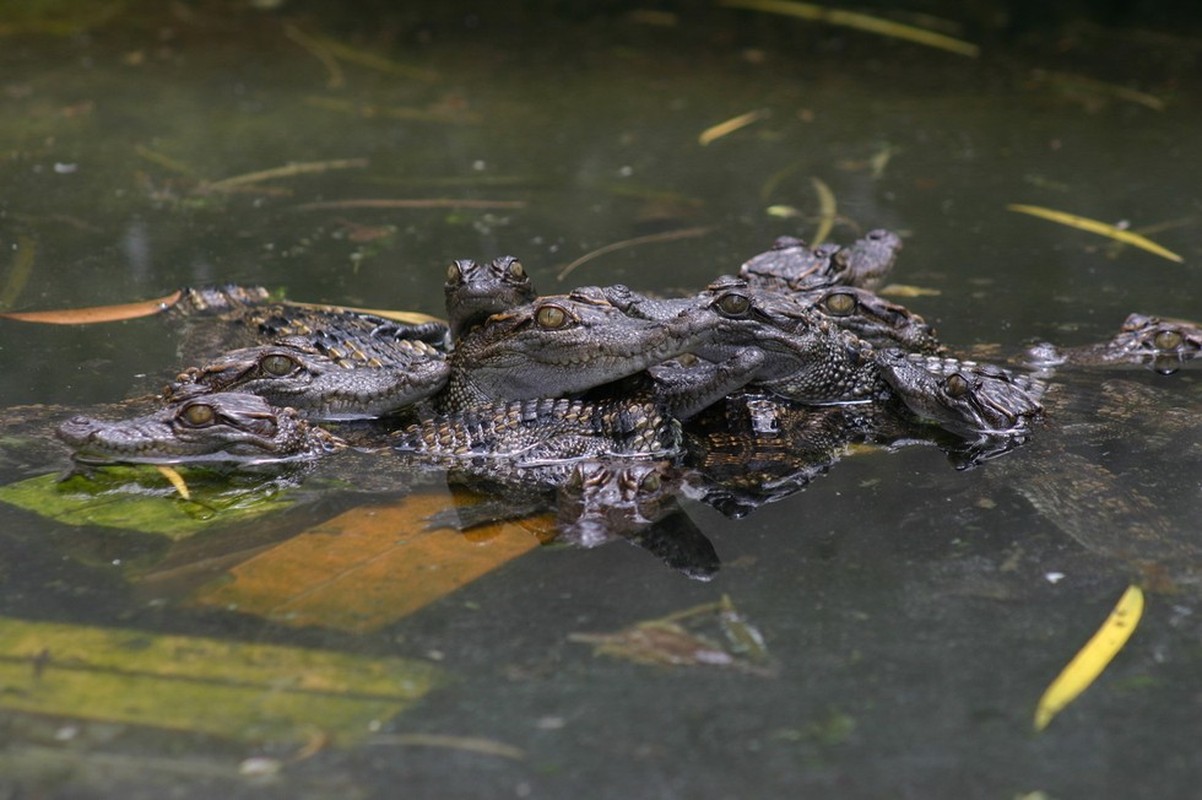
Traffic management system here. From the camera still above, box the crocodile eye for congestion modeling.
[507,259,525,279]
[1153,329,1183,351]
[446,262,463,282]
[944,373,970,398]
[639,471,662,492]
[715,292,751,317]
[536,304,570,329]
[179,403,216,427]
[260,354,297,376]
[823,291,857,317]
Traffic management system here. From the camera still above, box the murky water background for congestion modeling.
[2,3,1201,797]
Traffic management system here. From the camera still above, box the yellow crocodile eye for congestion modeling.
[945,373,970,397]
[180,403,215,426]
[446,262,462,282]
[640,471,662,492]
[507,259,525,279]
[536,304,569,329]
[824,291,857,317]
[260,354,297,376]
[716,292,751,317]
[1154,329,1183,351]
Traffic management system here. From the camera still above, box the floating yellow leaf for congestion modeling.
[699,109,768,146]
[1007,204,1183,263]
[1034,584,1144,731]
[0,290,184,324]
[154,465,191,500]
[718,0,979,57]
[0,616,441,744]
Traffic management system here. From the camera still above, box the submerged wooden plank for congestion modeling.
[0,616,441,744]
[191,492,549,632]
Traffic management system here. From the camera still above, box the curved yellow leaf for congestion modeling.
[1007,204,1183,263]
[1034,584,1144,731]
[699,109,768,146]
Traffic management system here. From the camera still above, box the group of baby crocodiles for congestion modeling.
[50,230,1202,575]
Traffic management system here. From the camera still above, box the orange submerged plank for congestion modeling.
[191,492,549,632]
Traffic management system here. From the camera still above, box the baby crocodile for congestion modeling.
[444,256,537,338]
[632,277,888,417]
[1025,312,1202,373]
[738,229,903,292]
[167,284,450,363]
[165,333,448,420]
[875,349,1046,438]
[439,288,718,410]
[57,392,342,465]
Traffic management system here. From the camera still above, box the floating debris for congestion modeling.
[718,0,980,58]
[570,594,777,675]
[1007,204,1184,263]
[1034,584,1144,731]
[699,109,769,146]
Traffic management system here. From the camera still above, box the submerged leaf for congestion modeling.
[1034,584,1144,731]
[190,492,547,632]
[0,469,295,539]
[0,616,441,744]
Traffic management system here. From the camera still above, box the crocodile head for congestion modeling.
[796,285,944,354]
[444,256,538,338]
[738,229,902,292]
[57,392,342,465]
[1026,313,1202,374]
[698,277,886,404]
[875,349,1045,436]
[165,334,448,420]
[444,288,718,407]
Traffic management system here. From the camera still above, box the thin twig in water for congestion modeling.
[0,235,36,310]
[199,159,369,193]
[368,734,525,760]
[555,226,712,281]
[293,198,526,211]
[718,0,980,57]
[285,24,345,89]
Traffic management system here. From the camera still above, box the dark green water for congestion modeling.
[2,3,1201,797]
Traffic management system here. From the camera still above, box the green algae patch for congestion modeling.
[0,616,442,745]
[0,468,297,539]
